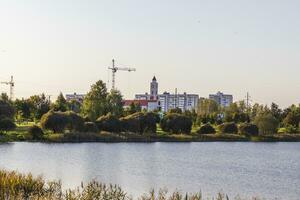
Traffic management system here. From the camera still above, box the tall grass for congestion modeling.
[0,169,264,200]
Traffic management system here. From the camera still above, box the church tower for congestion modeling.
[150,76,158,100]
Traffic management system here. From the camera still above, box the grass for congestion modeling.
[0,169,263,200]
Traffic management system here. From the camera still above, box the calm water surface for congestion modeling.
[0,142,299,199]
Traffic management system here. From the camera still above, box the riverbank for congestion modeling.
[1,127,300,143]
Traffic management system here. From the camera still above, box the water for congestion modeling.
[0,142,299,199]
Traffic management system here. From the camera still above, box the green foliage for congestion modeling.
[238,123,259,136]
[0,117,16,133]
[96,113,121,133]
[224,101,249,123]
[218,122,238,134]
[83,122,99,133]
[28,94,51,120]
[0,97,15,119]
[198,99,220,115]
[66,111,85,132]
[40,111,69,133]
[28,125,44,140]
[14,98,33,122]
[168,107,182,114]
[160,113,192,134]
[82,80,109,121]
[254,112,279,135]
[283,105,300,128]
[52,92,68,112]
[120,112,158,134]
[197,123,216,134]
[125,102,142,115]
[106,90,124,117]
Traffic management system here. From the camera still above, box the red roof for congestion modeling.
[123,100,157,107]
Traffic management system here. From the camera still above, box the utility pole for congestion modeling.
[246,92,251,111]
[108,59,136,90]
[0,76,14,100]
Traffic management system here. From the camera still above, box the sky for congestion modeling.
[0,0,299,108]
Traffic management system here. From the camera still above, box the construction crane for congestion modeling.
[108,59,136,90]
[0,76,14,100]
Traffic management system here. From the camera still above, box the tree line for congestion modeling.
[0,80,299,137]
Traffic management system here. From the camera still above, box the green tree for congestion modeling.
[283,105,300,128]
[82,80,109,121]
[254,112,279,135]
[0,117,16,133]
[270,102,283,123]
[125,102,142,115]
[107,90,124,117]
[0,95,15,120]
[14,98,33,121]
[197,99,219,115]
[52,92,68,112]
[29,94,50,120]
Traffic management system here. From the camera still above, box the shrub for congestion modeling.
[120,112,158,134]
[0,117,16,133]
[66,111,84,132]
[84,122,99,133]
[239,123,259,136]
[218,122,238,134]
[197,123,216,134]
[40,111,69,133]
[160,113,192,134]
[96,113,121,133]
[28,125,44,140]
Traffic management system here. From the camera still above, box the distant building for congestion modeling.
[209,91,233,107]
[122,99,158,111]
[66,93,85,103]
[134,77,199,112]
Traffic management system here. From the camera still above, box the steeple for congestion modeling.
[150,76,158,100]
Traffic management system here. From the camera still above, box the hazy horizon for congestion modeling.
[0,0,299,108]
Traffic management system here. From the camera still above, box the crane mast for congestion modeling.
[108,59,136,90]
[0,76,14,100]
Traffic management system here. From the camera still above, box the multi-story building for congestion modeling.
[66,93,85,103]
[134,77,199,112]
[209,91,233,107]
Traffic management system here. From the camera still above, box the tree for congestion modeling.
[14,99,33,122]
[254,112,279,135]
[0,117,16,133]
[82,80,109,121]
[96,113,121,133]
[198,99,219,115]
[0,98,15,120]
[107,90,124,117]
[66,111,84,132]
[29,94,50,120]
[68,99,82,113]
[283,105,300,128]
[168,108,182,114]
[52,92,68,112]
[125,102,142,115]
[270,102,283,123]
[224,101,249,123]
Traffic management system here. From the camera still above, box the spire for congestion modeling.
[152,76,157,81]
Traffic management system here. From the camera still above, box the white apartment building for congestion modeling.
[209,91,233,107]
[135,77,199,112]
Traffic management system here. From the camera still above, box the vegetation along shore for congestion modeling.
[0,169,265,200]
[0,80,300,143]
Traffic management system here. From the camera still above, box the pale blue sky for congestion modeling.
[0,0,299,107]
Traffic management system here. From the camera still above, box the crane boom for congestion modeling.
[108,59,136,90]
[0,76,14,100]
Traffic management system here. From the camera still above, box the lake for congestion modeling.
[0,142,299,199]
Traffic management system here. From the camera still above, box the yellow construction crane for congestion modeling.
[108,59,136,90]
[1,76,14,100]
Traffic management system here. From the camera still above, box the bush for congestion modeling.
[28,125,44,140]
[218,122,238,134]
[84,122,99,133]
[96,113,121,133]
[66,111,84,132]
[239,123,259,136]
[0,117,16,133]
[197,123,216,134]
[120,112,158,134]
[40,111,69,133]
[160,113,192,134]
